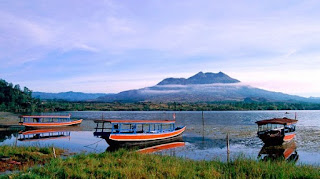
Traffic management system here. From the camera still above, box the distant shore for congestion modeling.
[0,112,19,125]
[28,101,320,112]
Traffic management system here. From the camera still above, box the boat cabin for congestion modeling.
[19,115,72,123]
[256,117,297,134]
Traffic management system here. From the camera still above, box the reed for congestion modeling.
[2,146,319,179]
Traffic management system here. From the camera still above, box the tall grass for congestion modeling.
[2,147,319,179]
[0,145,61,161]
[0,145,64,175]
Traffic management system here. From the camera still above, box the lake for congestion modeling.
[1,110,319,166]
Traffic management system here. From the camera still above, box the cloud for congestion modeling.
[1,0,320,96]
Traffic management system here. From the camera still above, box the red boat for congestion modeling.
[256,117,298,145]
[19,115,82,129]
[94,119,186,147]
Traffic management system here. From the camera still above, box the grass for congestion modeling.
[0,145,63,174]
[1,146,319,179]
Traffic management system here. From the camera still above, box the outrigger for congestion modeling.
[93,119,186,147]
[19,115,82,129]
[256,117,298,145]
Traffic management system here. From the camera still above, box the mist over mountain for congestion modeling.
[97,72,318,103]
[32,91,107,101]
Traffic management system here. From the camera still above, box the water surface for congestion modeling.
[1,110,319,165]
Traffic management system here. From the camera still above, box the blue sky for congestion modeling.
[1,0,320,97]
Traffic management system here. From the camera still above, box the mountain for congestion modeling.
[158,72,240,85]
[97,72,316,103]
[32,91,107,101]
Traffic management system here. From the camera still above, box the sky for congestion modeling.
[1,0,320,97]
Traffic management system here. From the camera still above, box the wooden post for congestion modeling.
[53,147,56,158]
[202,111,204,141]
[227,133,230,162]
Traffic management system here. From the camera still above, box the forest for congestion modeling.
[0,79,41,112]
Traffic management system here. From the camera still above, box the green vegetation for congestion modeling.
[0,145,63,173]
[39,101,320,111]
[0,79,41,113]
[1,146,319,178]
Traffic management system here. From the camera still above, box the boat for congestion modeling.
[256,117,298,145]
[93,119,186,147]
[18,129,71,141]
[19,115,82,129]
[258,140,299,162]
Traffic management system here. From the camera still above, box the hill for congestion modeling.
[0,79,39,112]
[97,72,318,103]
[32,91,107,101]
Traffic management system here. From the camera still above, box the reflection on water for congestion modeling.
[258,141,299,162]
[0,131,19,143]
[106,136,185,154]
[0,111,320,166]
[18,129,71,142]
[138,142,185,154]
[0,130,108,154]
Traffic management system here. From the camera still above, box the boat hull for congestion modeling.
[258,132,295,145]
[19,119,82,129]
[100,126,186,147]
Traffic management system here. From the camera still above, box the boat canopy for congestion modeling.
[94,119,176,124]
[20,115,71,119]
[256,117,298,126]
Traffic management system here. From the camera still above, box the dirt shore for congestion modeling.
[0,112,20,125]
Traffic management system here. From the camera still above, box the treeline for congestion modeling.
[38,101,320,111]
[0,79,41,112]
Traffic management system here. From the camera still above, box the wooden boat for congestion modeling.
[256,117,298,145]
[94,119,186,147]
[19,115,82,129]
[18,129,71,141]
[258,140,299,162]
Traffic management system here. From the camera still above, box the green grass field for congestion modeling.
[1,146,319,179]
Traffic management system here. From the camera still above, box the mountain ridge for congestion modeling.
[157,72,240,85]
[32,91,108,101]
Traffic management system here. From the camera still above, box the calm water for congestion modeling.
[1,110,320,165]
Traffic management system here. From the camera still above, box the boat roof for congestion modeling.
[20,115,71,119]
[256,117,298,125]
[94,119,176,124]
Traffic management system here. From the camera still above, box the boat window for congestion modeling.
[258,124,284,131]
[284,125,296,133]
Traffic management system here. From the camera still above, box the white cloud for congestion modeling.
[1,0,320,96]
